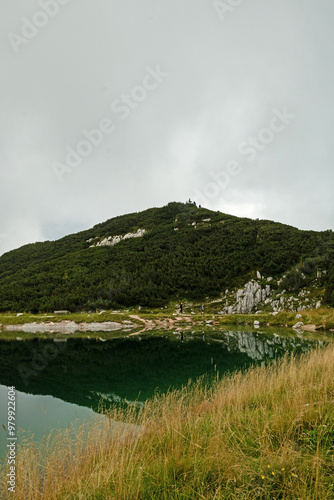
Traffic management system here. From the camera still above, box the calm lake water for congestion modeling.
[0,328,330,460]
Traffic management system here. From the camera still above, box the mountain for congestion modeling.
[0,202,333,312]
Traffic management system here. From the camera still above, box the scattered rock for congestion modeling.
[300,324,317,332]
[293,322,304,329]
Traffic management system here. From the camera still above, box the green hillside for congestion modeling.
[0,202,333,312]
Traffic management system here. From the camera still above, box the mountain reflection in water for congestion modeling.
[0,329,326,412]
[210,330,322,361]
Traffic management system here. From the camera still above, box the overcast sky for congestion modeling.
[1,0,333,255]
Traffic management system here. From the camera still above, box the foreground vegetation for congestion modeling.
[0,202,333,312]
[2,345,334,499]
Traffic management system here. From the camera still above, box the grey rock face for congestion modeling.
[222,280,271,314]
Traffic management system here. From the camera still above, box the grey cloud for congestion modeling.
[1,0,333,256]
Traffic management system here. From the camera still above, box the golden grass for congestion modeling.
[1,346,334,499]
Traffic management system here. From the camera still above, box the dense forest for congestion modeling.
[0,202,333,312]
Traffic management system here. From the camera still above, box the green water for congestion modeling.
[0,328,330,460]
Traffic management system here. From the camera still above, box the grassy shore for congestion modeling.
[2,344,334,499]
[1,306,334,330]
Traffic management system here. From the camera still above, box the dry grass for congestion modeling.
[1,346,334,499]
[301,308,334,330]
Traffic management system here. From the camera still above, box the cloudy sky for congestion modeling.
[1,0,333,255]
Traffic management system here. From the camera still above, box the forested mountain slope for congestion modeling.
[0,202,333,312]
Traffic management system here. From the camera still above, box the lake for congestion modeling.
[0,328,330,460]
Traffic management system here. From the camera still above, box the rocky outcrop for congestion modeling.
[88,229,146,248]
[220,280,271,314]
[219,272,324,314]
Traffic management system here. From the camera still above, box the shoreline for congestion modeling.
[0,308,334,337]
